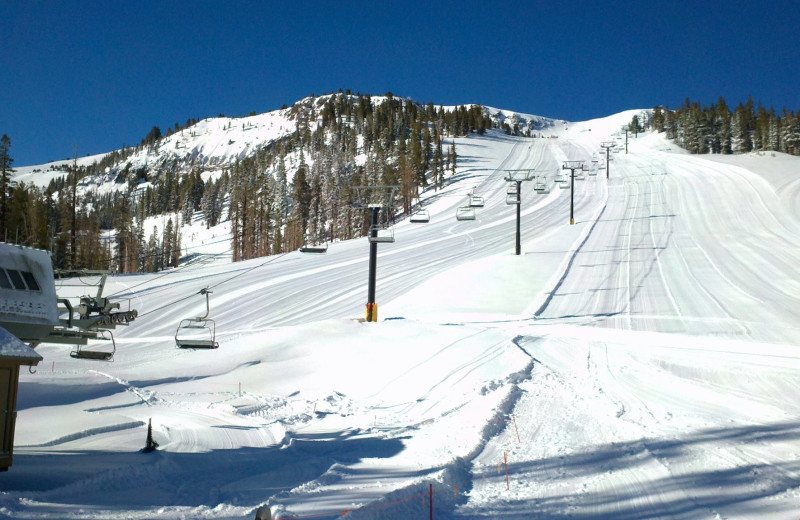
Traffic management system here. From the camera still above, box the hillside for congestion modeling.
[9,93,578,273]
[3,111,800,518]
[12,95,562,192]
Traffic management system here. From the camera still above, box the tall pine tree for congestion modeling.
[0,134,15,241]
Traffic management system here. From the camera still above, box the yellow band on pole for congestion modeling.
[365,303,378,322]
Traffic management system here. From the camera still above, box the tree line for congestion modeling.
[642,97,800,155]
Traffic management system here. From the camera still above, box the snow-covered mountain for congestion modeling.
[11,94,567,195]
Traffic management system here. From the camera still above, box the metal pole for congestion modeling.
[569,169,575,225]
[606,147,611,180]
[366,207,379,321]
[625,128,629,154]
[515,181,521,255]
[429,483,434,520]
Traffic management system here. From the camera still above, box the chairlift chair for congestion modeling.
[299,235,328,253]
[299,243,328,253]
[469,195,484,208]
[70,329,115,361]
[533,177,549,193]
[368,224,395,243]
[175,288,219,349]
[559,177,571,188]
[456,206,477,220]
[409,208,430,223]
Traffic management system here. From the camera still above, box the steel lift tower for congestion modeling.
[562,161,585,225]
[504,169,535,255]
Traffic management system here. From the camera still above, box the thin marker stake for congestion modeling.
[504,452,510,490]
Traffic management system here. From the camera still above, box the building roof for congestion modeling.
[0,326,43,365]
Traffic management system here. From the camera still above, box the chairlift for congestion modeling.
[469,195,484,208]
[505,194,520,205]
[534,177,549,193]
[507,183,517,195]
[175,288,219,349]
[409,208,430,223]
[299,235,328,254]
[299,243,328,253]
[554,173,567,183]
[368,224,395,243]
[559,178,571,189]
[70,329,115,361]
[456,206,477,220]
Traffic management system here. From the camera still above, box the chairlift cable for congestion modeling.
[206,251,290,291]
[136,251,290,318]
[104,250,230,299]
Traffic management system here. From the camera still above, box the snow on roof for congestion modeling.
[0,326,43,365]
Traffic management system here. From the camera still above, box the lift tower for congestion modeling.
[504,169,535,255]
[562,161,585,225]
[350,186,400,322]
[600,142,614,180]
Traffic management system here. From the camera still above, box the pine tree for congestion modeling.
[292,165,312,233]
[0,134,14,241]
[448,143,457,174]
[651,106,665,133]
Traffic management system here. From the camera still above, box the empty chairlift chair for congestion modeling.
[369,222,395,243]
[70,329,116,361]
[456,206,476,220]
[506,183,519,205]
[175,288,219,349]
[409,208,430,223]
[299,235,328,254]
[469,194,484,207]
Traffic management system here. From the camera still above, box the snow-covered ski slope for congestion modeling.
[4,112,800,519]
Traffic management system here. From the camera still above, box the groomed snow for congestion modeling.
[3,115,800,520]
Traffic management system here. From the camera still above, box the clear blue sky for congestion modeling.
[3,0,799,166]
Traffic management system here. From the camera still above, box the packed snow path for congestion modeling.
[5,122,800,519]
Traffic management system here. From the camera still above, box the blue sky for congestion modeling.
[3,1,799,166]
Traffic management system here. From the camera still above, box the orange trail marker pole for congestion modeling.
[512,415,521,443]
[504,452,510,490]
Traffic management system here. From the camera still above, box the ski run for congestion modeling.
[3,109,800,519]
